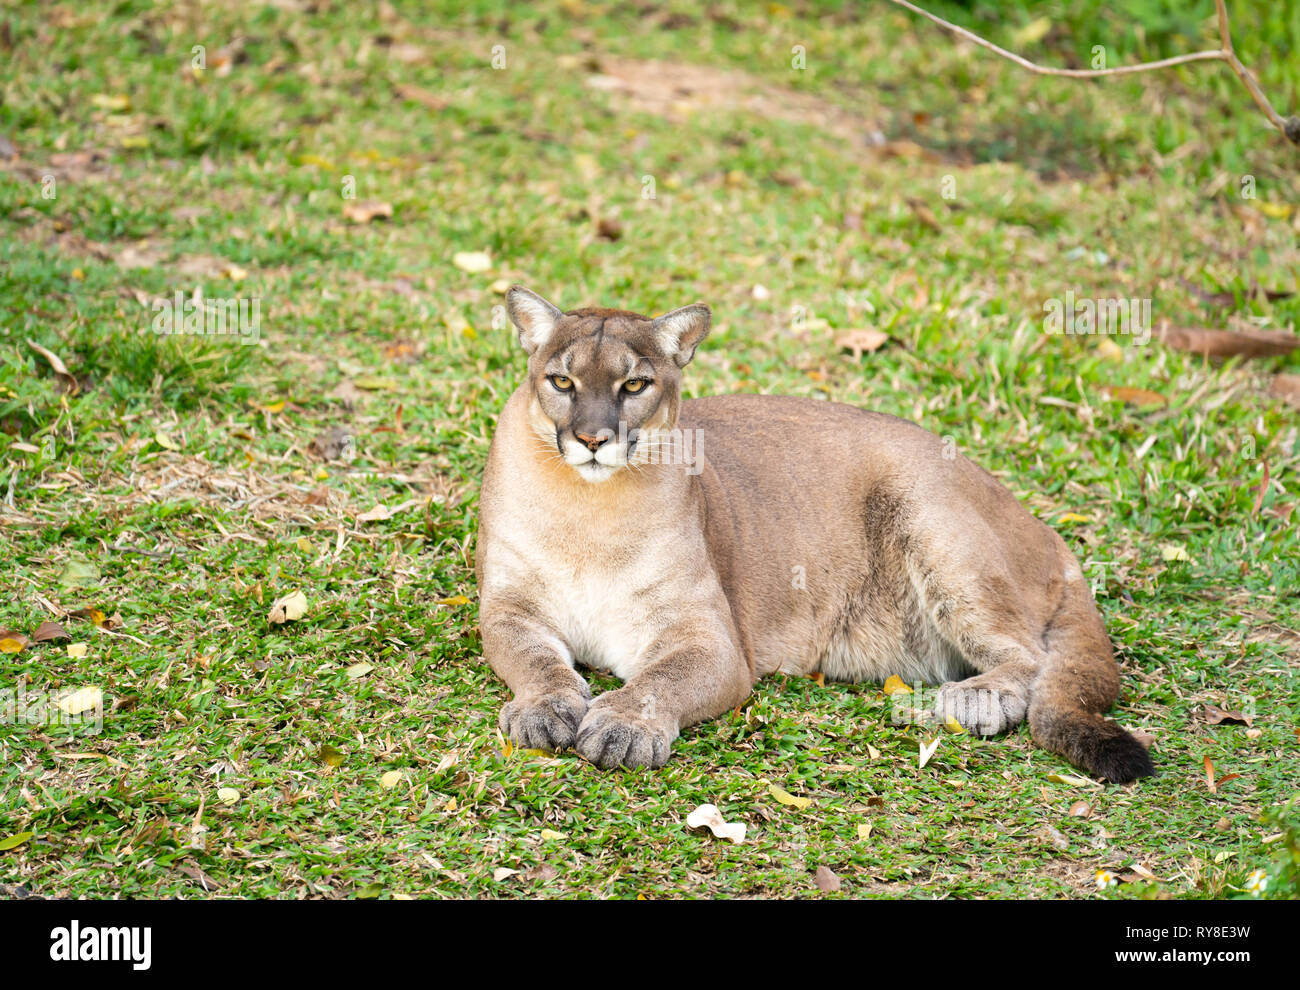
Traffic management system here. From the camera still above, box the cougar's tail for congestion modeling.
[1030,577,1155,784]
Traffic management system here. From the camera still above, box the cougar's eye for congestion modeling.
[623,378,650,394]
[549,375,573,392]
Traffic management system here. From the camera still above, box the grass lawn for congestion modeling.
[1,0,1297,899]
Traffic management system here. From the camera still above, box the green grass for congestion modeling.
[0,0,1297,899]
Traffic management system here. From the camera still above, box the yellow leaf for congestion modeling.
[768,784,812,809]
[67,643,89,658]
[1057,512,1090,524]
[119,135,148,149]
[452,251,492,273]
[70,268,85,281]
[154,430,181,451]
[1256,201,1294,220]
[500,740,514,759]
[216,787,240,806]
[380,770,403,790]
[0,637,25,654]
[866,743,880,760]
[882,675,912,696]
[345,662,373,679]
[392,893,414,900]
[444,797,458,812]
[296,537,312,552]
[438,595,471,606]
[56,686,103,715]
[1011,17,1052,46]
[522,748,548,757]
[539,829,564,841]
[267,590,308,624]
[91,93,130,111]
[1160,543,1191,562]
[943,716,967,734]
[1047,772,1094,787]
[1095,338,1124,362]
[856,822,873,840]
[318,744,345,767]
[297,154,335,170]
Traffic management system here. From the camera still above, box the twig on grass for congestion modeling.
[885,0,1300,145]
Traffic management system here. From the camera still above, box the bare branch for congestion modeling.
[885,0,1300,145]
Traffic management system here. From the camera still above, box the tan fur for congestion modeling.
[476,288,1154,782]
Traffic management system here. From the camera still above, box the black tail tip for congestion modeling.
[1092,732,1157,784]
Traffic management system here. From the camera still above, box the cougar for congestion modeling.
[475,286,1155,783]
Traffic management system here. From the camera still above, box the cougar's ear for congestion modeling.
[652,303,711,368]
[506,285,563,355]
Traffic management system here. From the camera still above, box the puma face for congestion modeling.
[506,285,711,483]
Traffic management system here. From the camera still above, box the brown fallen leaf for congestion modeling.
[906,197,941,231]
[1270,373,1300,411]
[1155,326,1298,359]
[836,329,890,359]
[32,620,69,643]
[521,862,559,883]
[807,671,825,687]
[1101,385,1168,408]
[267,590,308,625]
[393,83,448,110]
[1200,704,1254,727]
[343,200,393,224]
[814,865,841,892]
[1068,800,1092,818]
[26,339,78,394]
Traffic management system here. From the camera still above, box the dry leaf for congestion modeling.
[438,595,471,606]
[267,590,308,625]
[26,339,78,393]
[55,686,103,715]
[1101,386,1168,408]
[33,621,69,643]
[393,83,448,110]
[866,743,881,760]
[882,675,912,696]
[836,329,890,359]
[1204,754,1216,793]
[1068,800,1092,817]
[1200,704,1254,727]
[814,865,841,892]
[856,822,873,840]
[452,250,492,273]
[216,787,240,806]
[0,632,28,653]
[943,715,967,734]
[66,643,88,658]
[342,200,393,224]
[768,784,812,809]
[685,803,746,844]
[1057,512,1090,524]
[1047,772,1094,787]
[380,770,403,790]
[1160,543,1191,562]
[905,197,941,231]
[918,737,940,768]
[317,744,345,768]
[1270,373,1300,411]
[808,671,825,687]
[493,867,519,882]
[539,829,565,841]
[1156,326,1298,360]
[346,662,373,679]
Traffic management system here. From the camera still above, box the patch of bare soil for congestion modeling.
[585,56,911,154]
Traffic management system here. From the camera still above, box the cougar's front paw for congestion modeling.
[499,689,590,752]
[934,679,1028,736]
[575,691,677,770]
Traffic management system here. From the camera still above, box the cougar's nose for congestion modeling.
[575,432,609,453]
